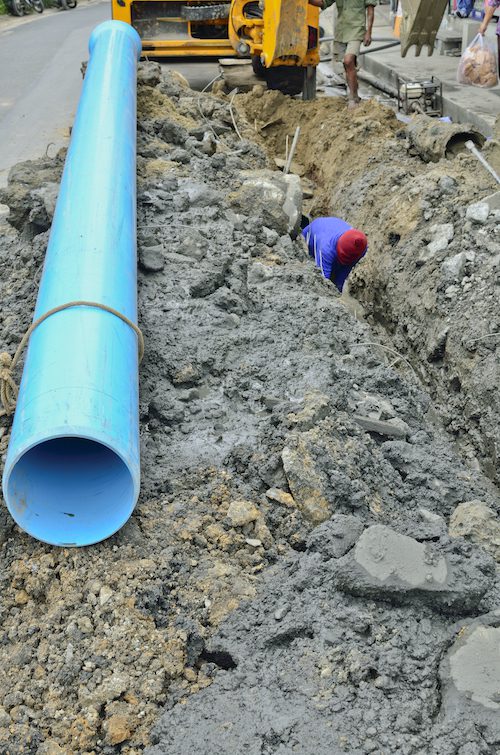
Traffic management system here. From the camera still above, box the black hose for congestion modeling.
[358,41,401,55]
[319,36,397,43]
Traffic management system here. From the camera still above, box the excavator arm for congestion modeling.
[399,0,449,56]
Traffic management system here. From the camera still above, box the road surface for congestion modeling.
[0,2,218,188]
[0,2,109,186]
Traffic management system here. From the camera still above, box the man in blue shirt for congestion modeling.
[302,217,368,291]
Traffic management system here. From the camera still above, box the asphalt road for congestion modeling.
[0,2,219,187]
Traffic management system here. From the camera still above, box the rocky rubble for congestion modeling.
[0,66,498,754]
[147,520,498,755]
[351,181,500,487]
[336,523,493,614]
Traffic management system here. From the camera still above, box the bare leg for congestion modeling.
[343,53,359,104]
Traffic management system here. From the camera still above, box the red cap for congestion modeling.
[337,229,367,266]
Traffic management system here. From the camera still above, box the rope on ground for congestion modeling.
[0,300,144,418]
[354,341,418,380]
[466,332,499,346]
[197,73,224,144]
[228,88,244,141]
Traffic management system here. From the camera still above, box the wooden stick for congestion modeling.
[284,126,300,174]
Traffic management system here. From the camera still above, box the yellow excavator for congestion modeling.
[111,0,320,97]
[111,0,449,98]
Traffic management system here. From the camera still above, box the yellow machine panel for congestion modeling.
[112,0,235,57]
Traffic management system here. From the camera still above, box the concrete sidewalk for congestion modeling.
[360,5,500,136]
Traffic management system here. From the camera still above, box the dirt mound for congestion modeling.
[137,87,196,128]
[235,90,400,214]
[0,69,498,754]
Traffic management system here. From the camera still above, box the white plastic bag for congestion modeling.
[457,33,498,89]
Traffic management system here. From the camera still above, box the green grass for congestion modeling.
[0,0,8,14]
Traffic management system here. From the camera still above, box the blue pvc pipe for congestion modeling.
[2,21,142,546]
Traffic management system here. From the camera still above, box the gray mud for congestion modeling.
[147,550,498,755]
[0,66,498,753]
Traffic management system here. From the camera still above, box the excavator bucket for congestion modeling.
[111,0,236,57]
[262,0,309,66]
[399,0,449,57]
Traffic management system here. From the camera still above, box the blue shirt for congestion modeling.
[302,217,365,292]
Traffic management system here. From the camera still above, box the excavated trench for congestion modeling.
[233,91,500,488]
[0,66,498,754]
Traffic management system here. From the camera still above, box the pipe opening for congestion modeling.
[445,132,484,158]
[5,438,135,546]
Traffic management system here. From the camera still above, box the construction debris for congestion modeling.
[0,65,498,753]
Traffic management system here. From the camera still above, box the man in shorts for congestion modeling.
[311,0,376,107]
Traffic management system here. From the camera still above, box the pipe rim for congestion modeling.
[3,433,139,547]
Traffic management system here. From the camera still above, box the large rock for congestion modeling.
[178,180,223,208]
[286,391,330,431]
[139,244,164,273]
[306,515,364,559]
[281,439,329,524]
[229,170,302,237]
[439,610,500,743]
[0,155,64,232]
[171,227,207,261]
[449,501,500,561]
[336,524,493,614]
[425,222,454,256]
[28,182,59,231]
[137,61,162,88]
[226,500,260,527]
[482,189,500,213]
[465,201,489,224]
[441,252,468,283]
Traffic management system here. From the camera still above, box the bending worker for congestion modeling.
[302,217,367,292]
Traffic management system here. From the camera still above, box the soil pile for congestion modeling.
[0,69,498,754]
[235,91,400,216]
